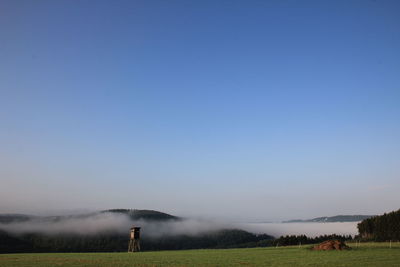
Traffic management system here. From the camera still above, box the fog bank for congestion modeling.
[0,213,132,235]
[0,213,230,237]
[0,212,359,238]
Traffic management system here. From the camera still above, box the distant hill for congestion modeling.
[283,215,374,223]
[102,209,180,221]
[0,214,35,224]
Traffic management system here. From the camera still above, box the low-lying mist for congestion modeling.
[0,213,131,235]
[139,218,230,238]
[0,212,230,238]
[0,212,359,238]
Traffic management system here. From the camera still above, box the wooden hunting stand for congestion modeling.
[128,226,141,252]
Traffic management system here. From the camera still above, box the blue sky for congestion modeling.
[0,0,399,220]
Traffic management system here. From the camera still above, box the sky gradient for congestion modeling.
[1,0,400,221]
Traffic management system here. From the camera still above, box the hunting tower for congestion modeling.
[128,226,141,252]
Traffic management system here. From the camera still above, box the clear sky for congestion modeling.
[0,0,399,221]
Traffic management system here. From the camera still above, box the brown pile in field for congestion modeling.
[312,240,350,251]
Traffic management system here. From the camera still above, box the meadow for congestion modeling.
[1,242,399,267]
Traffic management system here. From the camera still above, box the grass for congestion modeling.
[0,242,400,267]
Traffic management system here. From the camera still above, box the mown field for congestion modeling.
[0,242,399,267]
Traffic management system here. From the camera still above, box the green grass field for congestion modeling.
[1,242,399,267]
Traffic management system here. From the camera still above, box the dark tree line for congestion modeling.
[357,209,400,241]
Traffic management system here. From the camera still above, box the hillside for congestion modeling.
[0,214,35,224]
[0,209,274,253]
[283,215,374,223]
